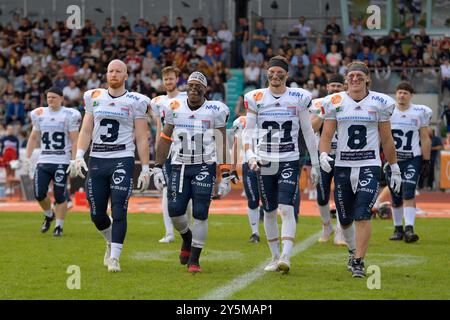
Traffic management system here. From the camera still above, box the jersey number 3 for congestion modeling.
[100,119,120,142]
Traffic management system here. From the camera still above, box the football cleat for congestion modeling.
[104,242,111,267]
[159,234,175,243]
[277,255,290,274]
[347,252,355,272]
[318,222,334,242]
[41,212,55,233]
[108,258,121,272]
[249,233,260,243]
[389,226,404,241]
[52,226,63,237]
[404,225,419,243]
[179,249,190,265]
[264,258,279,272]
[351,258,366,278]
[188,264,202,273]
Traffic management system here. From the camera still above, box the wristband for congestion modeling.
[141,164,150,173]
[390,163,400,172]
[245,149,256,160]
[76,149,85,158]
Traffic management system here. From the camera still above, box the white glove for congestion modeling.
[319,152,333,173]
[247,157,259,172]
[137,166,151,192]
[66,160,77,178]
[151,166,165,191]
[311,165,320,187]
[218,172,232,197]
[389,163,402,194]
[22,158,30,175]
[75,156,88,178]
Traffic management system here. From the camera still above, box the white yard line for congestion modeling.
[200,230,322,300]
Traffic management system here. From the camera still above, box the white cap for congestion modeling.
[188,71,207,87]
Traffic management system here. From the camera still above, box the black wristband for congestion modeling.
[222,172,230,178]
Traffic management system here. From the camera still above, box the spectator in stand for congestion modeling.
[146,36,162,61]
[279,37,293,55]
[442,103,450,146]
[101,17,115,35]
[291,16,311,48]
[305,79,319,99]
[427,129,444,189]
[0,125,20,185]
[209,75,226,102]
[217,21,233,63]
[76,62,92,81]
[131,72,152,97]
[252,20,269,55]
[244,61,261,88]
[441,57,450,93]
[234,17,249,68]
[133,18,148,35]
[345,17,363,38]
[157,16,172,38]
[324,17,341,37]
[357,46,375,66]
[116,16,131,36]
[344,33,361,57]
[173,17,187,35]
[310,46,326,66]
[87,72,101,90]
[245,46,264,67]
[5,94,25,126]
[124,48,142,73]
[63,81,81,106]
[149,72,163,92]
[326,44,342,72]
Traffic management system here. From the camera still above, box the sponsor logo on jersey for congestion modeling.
[205,104,220,111]
[202,120,211,129]
[371,95,388,105]
[91,90,101,98]
[109,102,115,106]
[359,169,373,187]
[288,91,303,98]
[54,169,66,183]
[195,171,210,181]
[404,166,416,180]
[35,107,44,116]
[336,106,342,112]
[170,100,181,110]
[126,94,140,101]
[244,100,249,109]
[354,106,362,110]
[93,101,99,107]
[281,167,293,179]
[411,118,418,126]
[331,95,342,105]
[112,169,127,185]
[253,91,263,102]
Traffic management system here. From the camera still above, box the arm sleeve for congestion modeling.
[214,102,230,128]
[83,91,93,114]
[134,96,150,119]
[69,110,82,132]
[298,108,319,166]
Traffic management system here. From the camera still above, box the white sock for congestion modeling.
[44,209,53,218]
[335,214,342,231]
[110,242,123,260]
[56,219,64,228]
[318,203,331,224]
[248,207,260,235]
[392,207,404,227]
[404,207,416,226]
[264,209,279,259]
[99,225,112,243]
[162,188,174,236]
[186,199,193,226]
[342,224,356,252]
[279,204,296,258]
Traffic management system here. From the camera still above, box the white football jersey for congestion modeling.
[84,88,150,159]
[150,91,187,127]
[310,97,338,155]
[322,91,395,167]
[30,106,81,164]
[164,98,230,165]
[231,116,258,163]
[390,103,432,161]
[244,87,312,162]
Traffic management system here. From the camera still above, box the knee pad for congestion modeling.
[54,189,66,204]
[171,214,189,233]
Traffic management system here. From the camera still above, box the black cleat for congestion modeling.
[249,233,260,243]
[389,226,404,241]
[53,226,63,237]
[41,213,55,233]
[351,258,366,278]
[179,249,190,265]
[347,251,355,272]
[404,225,419,243]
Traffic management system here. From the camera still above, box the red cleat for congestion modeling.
[188,264,202,273]
[179,250,190,265]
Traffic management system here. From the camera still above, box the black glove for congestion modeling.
[420,160,431,181]
[230,170,240,184]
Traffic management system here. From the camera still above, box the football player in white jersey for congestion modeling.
[309,74,348,245]
[150,66,192,244]
[386,82,432,243]
[151,71,231,273]
[74,60,151,272]
[244,56,320,274]
[319,61,402,278]
[230,116,262,243]
[24,87,81,237]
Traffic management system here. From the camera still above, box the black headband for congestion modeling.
[328,74,344,84]
[346,63,369,75]
[268,59,289,72]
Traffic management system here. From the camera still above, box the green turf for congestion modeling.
[0,212,449,300]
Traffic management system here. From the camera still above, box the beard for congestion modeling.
[108,78,124,89]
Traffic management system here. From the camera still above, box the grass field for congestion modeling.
[1,211,449,300]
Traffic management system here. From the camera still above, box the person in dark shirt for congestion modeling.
[419,129,444,189]
[441,103,450,146]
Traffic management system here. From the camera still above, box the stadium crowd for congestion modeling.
[0,14,449,181]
